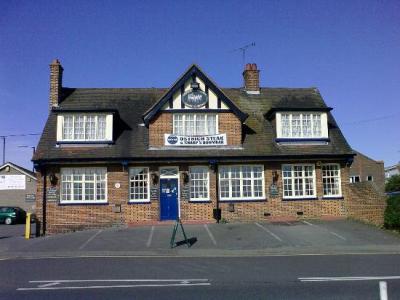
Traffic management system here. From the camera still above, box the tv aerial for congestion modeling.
[230,42,256,67]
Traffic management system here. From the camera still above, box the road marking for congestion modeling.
[302,221,346,241]
[255,223,283,242]
[30,279,209,283]
[17,283,211,291]
[38,282,60,288]
[204,224,217,246]
[299,276,400,282]
[380,281,388,300]
[302,220,315,226]
[18,279,210,291]
[329,231,346,241]
[78,230,102,250]
[146,226,154,248]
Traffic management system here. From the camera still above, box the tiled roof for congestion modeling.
[33,87,353,163]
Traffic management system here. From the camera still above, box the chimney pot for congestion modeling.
[243,63,260,94]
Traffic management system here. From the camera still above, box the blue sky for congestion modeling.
[0,0,399,170]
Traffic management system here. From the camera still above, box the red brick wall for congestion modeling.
[149,113,172,147]
[148,112,242,147]
[346,182,386,226]
[36,161,354,234]
[349,153,385,192]
[220,162,346,222]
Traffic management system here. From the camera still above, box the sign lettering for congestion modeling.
[182,90,208,108]
[165,134,227,146]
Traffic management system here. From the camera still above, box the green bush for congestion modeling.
[384,195,400,229]
[385,174,400,193]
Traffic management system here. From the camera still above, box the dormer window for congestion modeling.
[173,113,217,136]
[57,113,113,142]
[276,112,328,139]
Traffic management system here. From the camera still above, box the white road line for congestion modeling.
[30,279,209,283]
[78,230,102,250]
[380,281,388,300]
[255,223,283,242]
[302,220,346,241]
[302,220,315,226]
[329,231,346,241]
[299,276,400,282]
[204,224,217,246]
[17,283,211,291]
[38,282,60,288]
[146,226,155,248]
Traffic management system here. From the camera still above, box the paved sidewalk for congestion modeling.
[1,219,400,259]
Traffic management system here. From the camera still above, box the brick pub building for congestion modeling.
[33,60,356,234]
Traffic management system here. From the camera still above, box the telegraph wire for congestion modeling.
[340,112,400,126]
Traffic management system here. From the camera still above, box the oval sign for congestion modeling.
[182,90,208,108]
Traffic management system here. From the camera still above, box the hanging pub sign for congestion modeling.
[181,82,208,108]
[164,134,227,146]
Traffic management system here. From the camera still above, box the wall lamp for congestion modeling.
[183,172,190,184]
[151,172,159,185]
[49,173,58,186]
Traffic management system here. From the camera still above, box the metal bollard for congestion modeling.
[25,213,31,239]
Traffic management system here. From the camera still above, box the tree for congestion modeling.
[385,175,400,193]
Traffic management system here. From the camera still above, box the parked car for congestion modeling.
[0,207,27,225]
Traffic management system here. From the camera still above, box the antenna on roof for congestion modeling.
[230,42,256,67]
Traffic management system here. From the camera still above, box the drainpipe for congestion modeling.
[42,167,47,235]
[210,160,221,223]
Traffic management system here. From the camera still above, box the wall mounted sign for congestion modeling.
[164,134,227,146]
[182,90,208,108]
[0,175,25,190]
[25,194,36,202]
[269,184,279,197]
[46,187,59,202]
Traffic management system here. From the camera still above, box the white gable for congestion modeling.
[162,76,228,110]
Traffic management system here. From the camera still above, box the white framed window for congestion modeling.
[60,167,107,204]
[129,167,150,202]
[276,112,328,139]
[282,164,316,199]
[173,114,217,136]
[189,166,209,201]
[57,114,113,142]
[219,165,264,200]
[322,164,342,197]
[366,175,373,181]
[350,176,360,183]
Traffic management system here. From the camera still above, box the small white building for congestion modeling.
[0,162,37,212]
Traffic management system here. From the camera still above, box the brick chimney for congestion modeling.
[49,59,63,111]
[243,63,260,94]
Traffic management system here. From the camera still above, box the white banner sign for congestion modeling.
[0,175,26,190]
[164,134,227,146]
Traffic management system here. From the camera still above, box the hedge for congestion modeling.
[384,195,400,229]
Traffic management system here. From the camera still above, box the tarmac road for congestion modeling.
[1,254,400,299]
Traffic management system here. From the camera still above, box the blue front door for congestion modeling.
[160,178,178,221]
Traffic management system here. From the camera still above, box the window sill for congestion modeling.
[276,138,330,142]
[59,201,108,206]
[56,141,114,145]
[128,201,151,204]
[321,196,344,200]
[220,198,267,203]
[189,200,212,203]
[282,197,318,201]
